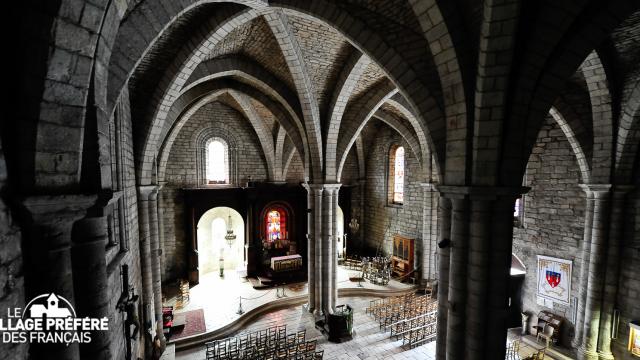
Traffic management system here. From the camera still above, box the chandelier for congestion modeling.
[348,218,360,234]
[224,211,237,247]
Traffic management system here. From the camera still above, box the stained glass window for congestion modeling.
[393,146,405,203]
[267,210,281,242]
[265,206,288,243]
[206,139,228,183]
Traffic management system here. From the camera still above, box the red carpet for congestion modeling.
[169,309,206,340]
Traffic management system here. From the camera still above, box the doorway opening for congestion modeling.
[196,207,244,276]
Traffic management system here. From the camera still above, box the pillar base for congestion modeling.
[596,351,614,360]
[303,303,314,313]
[312,308,324,321]
[577,347,600,360]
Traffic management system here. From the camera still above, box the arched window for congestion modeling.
[263,204,289,243]
[267,210,282,242]
[206,138,229,184]
[388,145,405,204]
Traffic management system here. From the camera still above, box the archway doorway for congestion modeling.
[509,253,527,328]
[336,206,345,259]
[197,207,244,277]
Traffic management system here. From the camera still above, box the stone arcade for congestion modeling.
[2,1,640,359]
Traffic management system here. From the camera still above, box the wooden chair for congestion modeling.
[506,339,521,359]
[537,324,554,347]
[532,348,546,359]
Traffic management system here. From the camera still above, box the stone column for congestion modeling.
[435,196,452,360]
[136,186,156,340]
[305,183,341,316]
[308,184,324,316]
[71,217,111,360]
[438,186,525,360]
[597,186,632,359]
[331,185,341,309]
[483,192,522,358]
[321,185,334,314]
[358,179,366,253]
[579,185,611,360]
[421,183,437,283]
[574,187,596,347]
[465,196,492,359]
[445,194,470,360]
[303,183,317,314]
[147,188,165,345]
[22,194,97,360]
[157,183,166,280]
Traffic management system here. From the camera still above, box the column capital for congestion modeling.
[579,184,612,198]
[612,185,634,196]
[434,185,529,200]
[303,182,341,192]
[23,194,98,224]
[137,185,159,200]
[420,182,436,191]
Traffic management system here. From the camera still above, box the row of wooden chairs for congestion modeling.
[366,293,427,317]
[389,310,437,340]
[366,293,438,349]
[368,294,435,330]
[343,257,362,271]
[205,325,323,360]
[401,322,437,348]
[507,339,547,359]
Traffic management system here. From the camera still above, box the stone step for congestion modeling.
[159,344,175,360]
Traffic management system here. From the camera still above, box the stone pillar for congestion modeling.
[465,196,492,359]
[579,185,611,360]
[305,183,341,316]
[438,186,526,359]
[71,217,111,360]
[321,186,334,314]
[22,194,97,360]
[310,184,327,317]
[331,185,340,309]
[435,196,452,360]
[136,186,156,340]
[303,183,317,314]
[484,193,522,358]
[446,195,470,360]
[358,179,366,253]
[157,184,166,279]
[421,183,437,283]
[147,188,165,345]
[597,186,632,359]
[574,188,596,347]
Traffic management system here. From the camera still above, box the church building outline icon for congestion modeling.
[26,293,74,318]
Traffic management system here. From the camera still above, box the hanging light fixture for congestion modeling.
[348,218,360,234]
[225,210,237,247]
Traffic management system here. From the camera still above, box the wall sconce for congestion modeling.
[438,239,451,248]
[4,266,16,293]
[629,321,640,357]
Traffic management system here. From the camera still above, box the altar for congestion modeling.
[270,254,303,272]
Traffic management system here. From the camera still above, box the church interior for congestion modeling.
[2,1,640,359]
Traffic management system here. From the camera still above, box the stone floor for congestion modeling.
[165,265,413,333]
[175,296,436,360]
[174,300,563,360]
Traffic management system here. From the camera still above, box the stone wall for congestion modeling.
[513,117,585,347]
[105,91,144,360]
[612,177,640,359]
[161,101,269,282]
[0,142,27,359]
[363,122,425,255]
[285,151,305,183]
